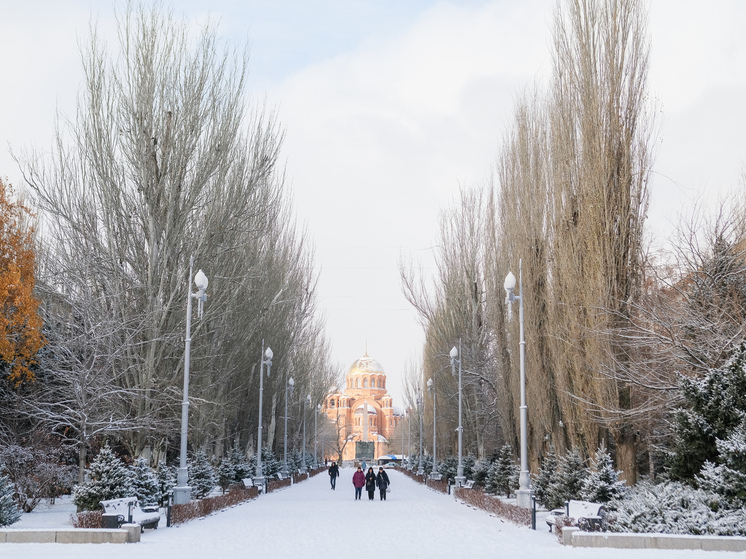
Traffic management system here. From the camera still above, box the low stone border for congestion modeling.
[0,525,140,544]
[563,527,746,552]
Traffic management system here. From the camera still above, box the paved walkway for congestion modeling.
[5,469,724,559]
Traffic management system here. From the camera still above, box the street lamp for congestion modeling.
[407,408,412,470]
[450,341,465,487]
[427,378,441,480]
[301,394,311,474]
[174,259,208,505]
[282,376,294,476]
[255,344,273,487]
[417,397,424,476]
[505,259,531,507]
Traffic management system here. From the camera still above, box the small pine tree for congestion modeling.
[546,447,587,510]
[580,443,626,503]
[229,443,251,481]
[72,446,132,511]
[533,444,558,509]
[462,455,476,480]
[128,458,159,506]
[188,451,217,499]
[472,458,491,487]
[485,444,517,497]
[156,462,176,506]
[438,456,459,483]
[696,417,746,508]
[217,457,237,493]
[0,473,21,526]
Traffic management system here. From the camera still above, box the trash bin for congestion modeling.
[102,513,122,529]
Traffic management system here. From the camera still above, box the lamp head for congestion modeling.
[450,346,458,360]
[288,377,294,387]
[194,269,208,292]
[265,346,273,360]
[504,271,516,293]
[427,378,433,390]
[306,394,312,405]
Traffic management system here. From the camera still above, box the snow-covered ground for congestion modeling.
[5,468,743,558]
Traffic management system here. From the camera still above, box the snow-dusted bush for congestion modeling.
[472,458,491,488]
[580,443,626,503]
[532,444,558,509]
[188,450,217,499]
[485,444,517,497]
[250,447,281,477]
[156,462,176,506]
[72,445,132,511]
[128,458,159,506]
[437,456,459,482]
[0,473,21,526]
[607,480,746,536]
[546,447,587,509]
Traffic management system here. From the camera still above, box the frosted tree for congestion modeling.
[72,446,132,511]
[128,458,159,506]
[156,462,176,506]
[0,473,20,526]
[580,443,626,503]
[533,445,558,508]
[669,342,746,481]
[546,448,587,510]
[485,444,517,497]
[472,458,491,488]
[229,443,251,481]
[188,451,217,499]
[217,457,237,493]
[696,417,746,508]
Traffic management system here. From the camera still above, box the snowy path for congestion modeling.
[5,469,740,558]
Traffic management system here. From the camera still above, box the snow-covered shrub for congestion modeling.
[437,456,459,482]
[532,444,558,509]
[546,447,587,509]
[156,462,176,506]
[228,443,251,481]
[695,416,746,508]
[217,456,237,493]
[128,458,159,506]
[472,458,491,488]
[72,445,132,511]
[0,473,21,526]
[485,444,517,497]
[188,450,217,499]
[249,447,281,477]
[607,480,746,536]
[668,342,746,481]
[580,443,626,503]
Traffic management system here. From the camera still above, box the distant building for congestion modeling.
[322,352,403,463]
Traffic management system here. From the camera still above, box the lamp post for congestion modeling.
[282,376,294,477]
[315,403,320,468]
[505,259,531,507]
[427,378,441,480]
[173,259,208,505]
[255,344,273,487]
[407,408,412,470]
[417,397,424,475]
[450,340,465,486]
[301,394,310,474]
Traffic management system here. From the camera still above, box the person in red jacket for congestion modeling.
[352,466,365,500]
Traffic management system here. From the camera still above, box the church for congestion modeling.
[322,352,403,464]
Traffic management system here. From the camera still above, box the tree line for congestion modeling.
[0,5,339,495]
[402,0,746,490]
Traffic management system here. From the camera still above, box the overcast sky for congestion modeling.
[1,0,745,405]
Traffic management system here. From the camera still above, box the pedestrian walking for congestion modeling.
[365,467,377,500]
[376,467,390,501]
[352,466,365,500]
[328,461,340,490]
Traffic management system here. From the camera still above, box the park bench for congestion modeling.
[463,480,475,489]
[546,500,605,533]
[100,497,160,530]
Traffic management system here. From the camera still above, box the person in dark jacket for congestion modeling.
[352,466,365,500]
[376,467,390,500]
[328,461,340,490]
[365,467,377,500]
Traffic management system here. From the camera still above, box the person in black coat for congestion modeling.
[365,467,377,500]
[328,461,340,490]
[376,467,390,500]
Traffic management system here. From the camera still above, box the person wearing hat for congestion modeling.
[352,466,365,500]
[365,467,377,500]
[376,466,390,500]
